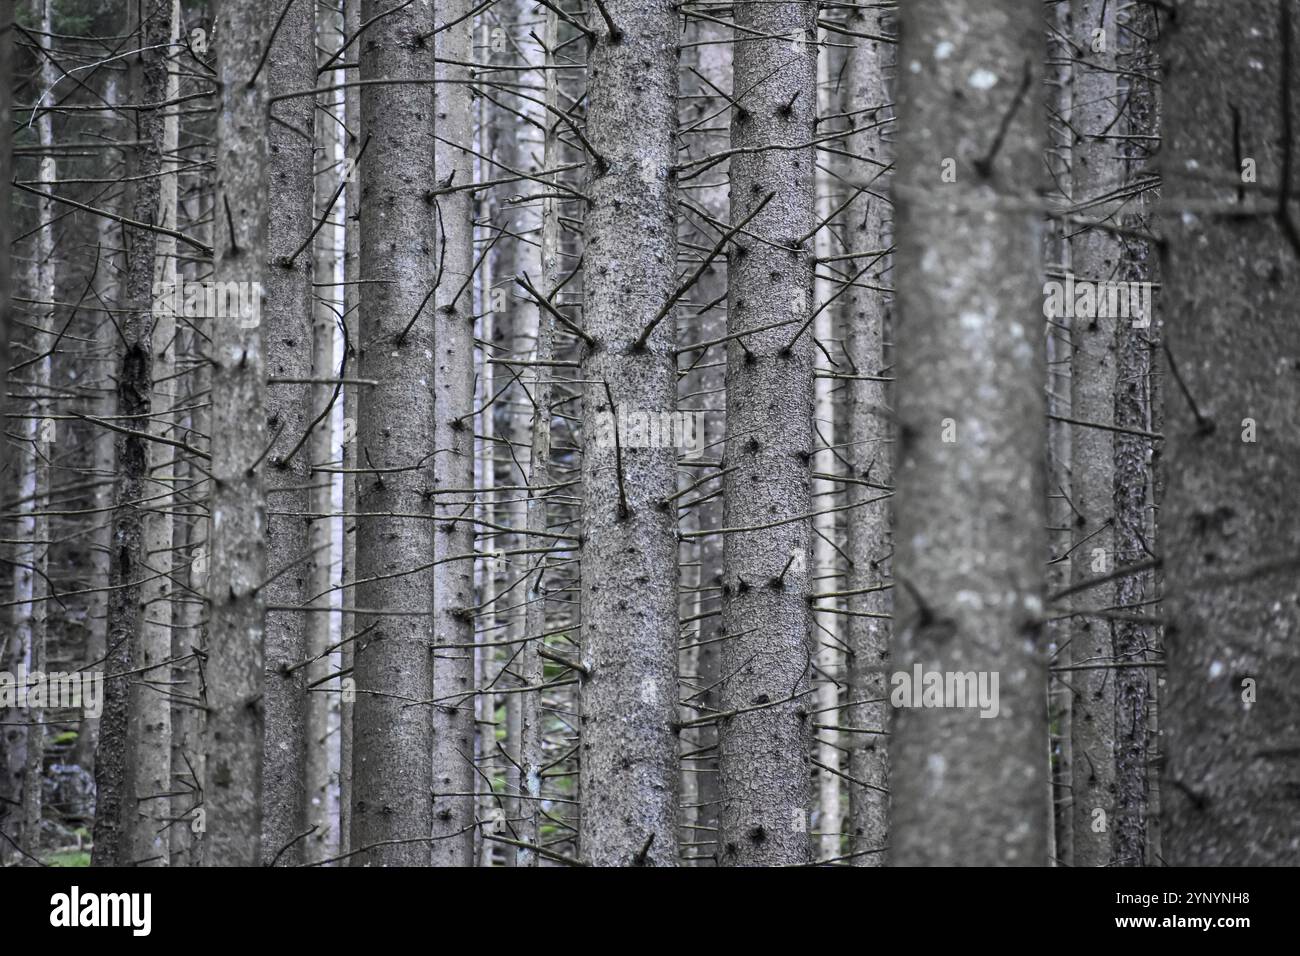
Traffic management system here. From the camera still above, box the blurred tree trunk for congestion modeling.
[890,0,1048,866]
[1161,0,1300,866]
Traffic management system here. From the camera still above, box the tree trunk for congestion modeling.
[129,0,182,867]
[717,0,817,867]
[259,0,316,868]
[1067,0,1120,868]
[841,1,893,866]
[890,0,1048,866]
[305,0,344,864]
[1160,0,1300,866]
[348,0,439,867]
[93,0,168,866]
[429,0,478,866]
[204,0,270,866]
[577,0,682,866]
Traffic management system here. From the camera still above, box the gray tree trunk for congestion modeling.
[129,0,182,867]
[890,0,1048,866]
[305,0,344,863]
[348,0,438,867]
[93,0,168,866]
[717,0,817,867]
[1068,0,1120,868]
[259,0,316,867]
[1111,0,1158,868]
[1160,0,1300,866]
[515,2,561,867]
[338,0,362,860]
[841,2,893,866]
[204,0,270,866]
[577,0,682,866]
[430,0,478,866]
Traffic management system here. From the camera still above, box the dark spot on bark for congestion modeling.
[748,826,767,843]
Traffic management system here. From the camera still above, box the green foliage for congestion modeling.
[45,849,91,867]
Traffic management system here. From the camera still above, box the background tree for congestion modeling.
[890,0,1049,865]
[1161,0,1300,866]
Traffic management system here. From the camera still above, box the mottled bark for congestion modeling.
[577,0,681,866]
[1111,0,1159,868]
[717,0,817,867]
[94,0,168,866]
[811,32,841,861]
[204,0,270,866]
[890,0,1048,866]
[841,3,893,866]
[349,0,438,867]
[260,0,316,867]
[129,0,182,867]
[1044,0,1074,867]
[1160,0,1300,866]
[338,0,361,860]
[428,0,478,866]
[1068,0,1119,868]
[305,0,344,863]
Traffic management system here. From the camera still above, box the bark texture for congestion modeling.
[577,0,682,866]
[717,0,817,867]
[204,0,270,867]
[1068,0,1119,868]
[260,0,316,867]
[1160,0,1300,866]
[842,3,893,866]
[349,0,438,867]
[430,0,478,866]
[94,0,168,866]
[890,0,1048,866]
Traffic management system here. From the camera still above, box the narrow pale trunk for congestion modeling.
[1044,0,1074,867]
[890,0,1048,865]
[841,3,893,865]
[204,0,270,866]
[14,0,58,865]
[1161,0,1300,866]
[1068,0,1119,868]
[811,28,841,861]
[129,0,182,867]
[679,17,731,863]
[577,0,681,866]
[430,0,478,866]
[305,0,345,862]
[717,0,817,867]
[338,0,362,859]
[349,0,438,866]
[516,2,561,867]
[170,171,213,867]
